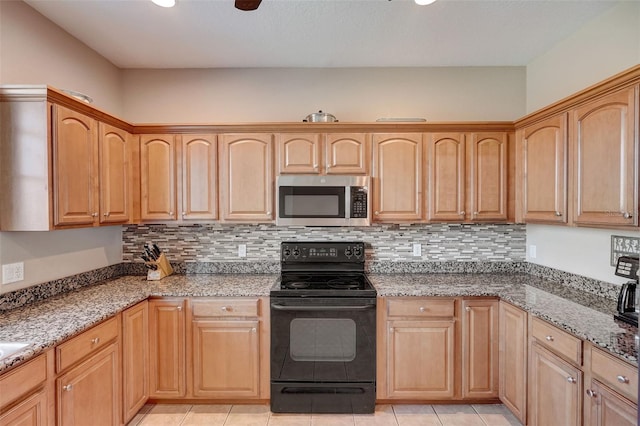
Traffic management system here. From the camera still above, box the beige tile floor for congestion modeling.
[127,403,522,426]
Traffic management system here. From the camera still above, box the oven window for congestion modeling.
[279,186,345,218]
[289,318,356,362]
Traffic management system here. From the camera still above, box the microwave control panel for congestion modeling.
[350,187,368,219]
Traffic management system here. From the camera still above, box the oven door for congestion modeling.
[270,296,376,413]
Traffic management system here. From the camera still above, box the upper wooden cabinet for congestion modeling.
[372,133,424,222]
[426,133,466,221]
[516,114,568,224]
[219,133,274,222]
[180,134,218,220]
[140,134,178,221]
[276,133,369,175]
[468,132,508,222]
[99,123,133,224]
[570,86,638,227]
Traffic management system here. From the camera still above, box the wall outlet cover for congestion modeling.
[238,244,247,258]
[2,262,24,284]
[412,243,422,257]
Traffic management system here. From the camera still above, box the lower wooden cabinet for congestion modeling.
[148,298,186,398]
[122,301,149,423]
[0,389,49,426]
[56,342,120,426]
[528,342,582,426]
[0,352,50,426]
[498,301,527,423]
[585,380,637,426]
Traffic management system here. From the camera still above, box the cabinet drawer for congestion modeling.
[531,317,582,365]
[0,353,48,408]
[56,316,119,373]
[387,298,455,318]
[191,298,260,318]
[591,347,638,403]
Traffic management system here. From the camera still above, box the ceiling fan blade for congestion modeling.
[235,0,262,11]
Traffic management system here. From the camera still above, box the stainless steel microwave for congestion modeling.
[276,175,370,226]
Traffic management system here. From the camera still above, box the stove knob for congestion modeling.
[292,249,300,257]
[283,248,291,258]
[345,248,352,257]
[354,246,362,257]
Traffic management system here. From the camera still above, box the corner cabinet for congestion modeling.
[570,85,638,227]
[372,133,424,222]
[219,134,274,222]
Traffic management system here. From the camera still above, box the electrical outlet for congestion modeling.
[238,244,247,258]
[2,262,24,284]
[412,243,422,257]
[529,245,537,259]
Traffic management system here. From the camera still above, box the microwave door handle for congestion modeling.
[271,304,376,312]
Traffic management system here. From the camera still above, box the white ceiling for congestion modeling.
[24,0,620,69]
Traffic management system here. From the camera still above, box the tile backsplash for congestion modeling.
[123,223,526,264]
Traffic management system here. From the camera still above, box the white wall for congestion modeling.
[526,1,640,113]
[0,1,124,294]
[524,1,640,285]
[122,67,526,123]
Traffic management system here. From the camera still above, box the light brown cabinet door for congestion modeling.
[122,301,149,424]
[219,134,274,222]
[149,299,186,398]
[99,123,131,224]
[192,320,260,398]
[386,320,455,399]
[499,302,527,424]
[518,114,568,224]
[277,133,321,174]
[52,105,98,227]
[372,133,423,222]
[571,86,638,227]
[426,133,466,221]
[528,342,582,426]
[468,132,508,221]
[325,133,369,174]
[585,380,637,426]
[180,134,217,220]
[140,134,177,221]
[461,299,498,399]
[0,389,48,426]
[56,343,120,426]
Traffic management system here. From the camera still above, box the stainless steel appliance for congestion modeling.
[614,255,639,327]
[270,241,376,414]
[275,175,370,227]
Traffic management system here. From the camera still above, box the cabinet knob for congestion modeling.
[623,212,633,219]
[90,337,100,345]
[586,389,597,398]
[176,306,182,311]
[473,212,479,216]
[182,212,186,217]
[545,335,554,342]
[327,165,332,169]
[313,164,318,169]
[92,212,98,217]
[465,307,471,312]
[169,211,174,215]
[103,212,110,217]
[459,211,465,216]
[267,211,272,216]
[389,327,394,332]
[251,328,257,332]
[419,307,425,312]
[555,211,562,217]
[63,384,73,392]
[566,376,577,384]
[375,211,379,215]
[221,306,228,311]
[617,375,630,384]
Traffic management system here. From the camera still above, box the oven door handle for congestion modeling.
[271,304,376,311]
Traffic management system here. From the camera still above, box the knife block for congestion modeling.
[146,253,174,281]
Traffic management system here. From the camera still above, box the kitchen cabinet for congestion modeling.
[372,133,424,222]
[468,132,508,221]
[325,133,369,174]
[121,301,149,424]
[426,133,466,221]
[219,133,274,222]
[570,85,638,227]
[0,352,50,426]
[585,380,637,426]
[498,301,527,424]
[55,316,121,426]
[190,298,265,398]
[148,298,186,398]
[516,114,568,224]
[140,134,178,221]
[180,134,218,220]
[99,123,133,224]
[461,298,498,399]
[276,133,322,174]
[379,298,456,399]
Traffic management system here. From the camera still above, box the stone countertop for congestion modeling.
[0,274,277,373]
[369,273,638,365]
[0,272,637,375]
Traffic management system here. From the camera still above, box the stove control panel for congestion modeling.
[281,242,365,262]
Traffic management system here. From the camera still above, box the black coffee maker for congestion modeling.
[614,255,639,327]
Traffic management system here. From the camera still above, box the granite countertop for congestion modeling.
[0,272,637,375]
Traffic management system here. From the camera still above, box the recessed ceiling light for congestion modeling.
[415,0,437,5]
[151,0,176,7]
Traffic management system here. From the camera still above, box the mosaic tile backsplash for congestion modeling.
[122,223,527,264]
